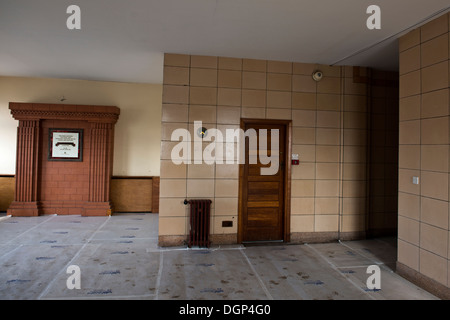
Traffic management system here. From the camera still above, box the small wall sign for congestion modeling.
[48,128,83,161]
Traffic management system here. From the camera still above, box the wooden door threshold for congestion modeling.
[242,240,284,247]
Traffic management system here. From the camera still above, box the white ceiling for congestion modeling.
[0,0,449,84]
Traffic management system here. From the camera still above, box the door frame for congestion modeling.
[237,118,292,243]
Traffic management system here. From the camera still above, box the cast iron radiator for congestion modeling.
[185,199,212,248]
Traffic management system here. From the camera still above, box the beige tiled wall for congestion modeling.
[160,53,398,247]
[398,12,450,289]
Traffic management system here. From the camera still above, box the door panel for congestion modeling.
[241,122,286,242]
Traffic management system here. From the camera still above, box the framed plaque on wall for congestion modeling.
[48,128,83,161]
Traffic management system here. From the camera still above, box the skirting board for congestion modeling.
[396,261,450,300]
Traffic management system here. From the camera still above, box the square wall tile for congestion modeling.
[421,197,449,228]
[397,239,419,271]
[187,163,215,179]
[421,170,448,201]
[190,87,217,105]
[241,107,265,119]
[343,180,366,198]
[399,29,420,52]
[344,94,367,112]
[242,89,266,108]
[191,55,218,69]
[314,215,338,232]
[399,71,421,98]
[215,179,239,197]
[159,198,188,217]
[163,85,189,104]
[399,120,420,145]
[316,163,339,180]
[292,75,316,93]
[266,108,291,120]
[217,106,241,124]
[316,145,340,163]
[292,144,316,162]
[421,89,449,119]
[242,71,266,90]
[215,163,239,179]
[420,223,448,257]
[159,217,187,236]
[164,53,190,67]
[243,58,267,72]
[160,179,187,198]
[399,46,421,75]
[162,104,189,123]
[343,197,366,215]
[217,88,241,106]
[292,92,317,110]
[420,145,448,172]
[218,57,242,70]
[292,109,316,127]
[293,127,315,145]
[399,95,421,121]
[291,215,314,232]
[420,13,448,43]
[419,249,448,285]
[315,180,339,197]
[317,77,341,94]
[267,73,292,91]
[341,214,365,232]
[267,91,291,108]
[317,128,340,146]
[317,94,341,111]
[291,197,315,215]
[189,105,216,124]
[218,70,242,88]
[421,117,449,145]
[343,129,366,146]
[267,60,292,74]
[398,216,420,245]
[160,160,187,179]
[421,61,449,93]
[163,66,190,85]
[343,146,366,163]
[186,179,215,198]
[398,145,420,170]
[291,180,315,197]
[315,197,339,214]
[214,197,238,215]
[317,111,340,128]
[161,122,189,141]
[398,169,420,195]
[292,162,315,179]
[398,192,420,220]
[293,62,315,75]
[421,34,448,68]
[190,68,218,87]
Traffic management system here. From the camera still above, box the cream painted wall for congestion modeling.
[0,76,162,176]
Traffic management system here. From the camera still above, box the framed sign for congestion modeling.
[48,129,83,161]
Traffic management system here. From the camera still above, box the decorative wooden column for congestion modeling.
[7,119,41,216]
[8,103,120,217]
[85,122,115,216]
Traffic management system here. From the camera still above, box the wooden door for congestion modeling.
[240,121,287,242]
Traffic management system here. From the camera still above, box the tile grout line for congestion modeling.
[4,214,57,246]
[37,216,111,300]
[338,240,384,265]
[153,251,164,300]
[304,243,376,300]
[0,215,58,260]
[239,247,274,300]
